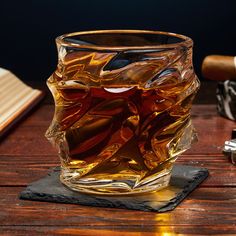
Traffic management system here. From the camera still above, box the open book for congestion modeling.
[0,68,44,138]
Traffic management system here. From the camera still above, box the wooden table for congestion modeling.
[0,103,236,235]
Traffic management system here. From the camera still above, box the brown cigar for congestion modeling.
[202,55,236,81]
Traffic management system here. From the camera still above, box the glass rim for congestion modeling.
[56,29,193,51]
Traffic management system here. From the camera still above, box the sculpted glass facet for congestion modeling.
[46,30,200,195]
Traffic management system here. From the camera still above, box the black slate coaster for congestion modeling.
[19,165,208,212]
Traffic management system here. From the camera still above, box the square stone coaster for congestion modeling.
[19,165,208,212]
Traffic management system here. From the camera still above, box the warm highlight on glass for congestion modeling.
[46,30,200,195]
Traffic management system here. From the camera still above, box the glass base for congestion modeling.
[60,167,172,195]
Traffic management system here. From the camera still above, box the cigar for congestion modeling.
[202,55,236,81]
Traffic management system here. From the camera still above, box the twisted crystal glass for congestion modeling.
[46,30,200,195]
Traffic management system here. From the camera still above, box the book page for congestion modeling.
[0,68,43,136]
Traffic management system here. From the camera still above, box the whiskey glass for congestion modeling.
[46,30,199,195]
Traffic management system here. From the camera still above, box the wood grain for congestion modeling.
[1,225,236,236]
[0,187,236,227]
[0,156,235,187]
[1,105,235,156]
[1,104,236,235]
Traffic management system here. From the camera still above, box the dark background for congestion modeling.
[0,0,235,83]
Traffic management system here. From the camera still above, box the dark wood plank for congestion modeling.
[0,104,235,234]
[1,104,234,156]
[0,155,58,164]
[0,156,235,187]
[1,113,234,156]
[186,110,235,155]
[0,126,55,156]
[1,225,236,235]
[19,104,53,127]
[0,187,236,227]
